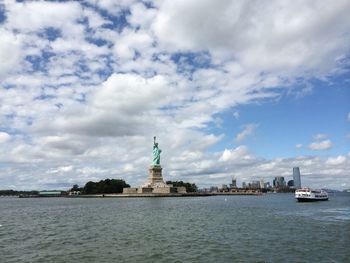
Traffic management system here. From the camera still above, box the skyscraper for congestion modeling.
[273,176,286,188]
[230,178,237,188]
[251,180,260,189]
[287,180,294,187]
[259,179,265,189]
[293,167,301,189]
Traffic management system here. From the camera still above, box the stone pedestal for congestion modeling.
[176,186,187,194]
[153,186,177,194]
[123,187,138,194]
[147,165,167,186]
[137,187,153,194]
[122,164,187,195]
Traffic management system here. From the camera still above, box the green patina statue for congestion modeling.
[152,136,162,166]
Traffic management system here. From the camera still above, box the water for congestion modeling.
[0,193,349,263]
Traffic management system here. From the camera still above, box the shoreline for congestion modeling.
[15,192,263,198]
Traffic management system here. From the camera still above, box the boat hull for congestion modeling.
[296,197,328,202]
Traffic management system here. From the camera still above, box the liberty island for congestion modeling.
[122,136,187,195]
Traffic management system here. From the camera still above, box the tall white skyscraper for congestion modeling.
[259,179,265,189]
[293,167,301,189]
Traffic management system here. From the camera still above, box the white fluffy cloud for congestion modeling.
[113,29,154,61]
[0,29,22,78]
[4,1,83,33]
[326,155,346,166]
[235,124,258,142]
[219,146,255,163]
[127,2,157,29]
[94,73,171,113]
[313,134,328,140]
[0,132,11,143]
[85,0,137,14]
[152,0,350,75]
[308,140,333,151]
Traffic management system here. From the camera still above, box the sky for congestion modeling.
[0,0,349,190]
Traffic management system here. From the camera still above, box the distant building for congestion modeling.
[259,179,265,189]
[219,184,229,192]
[251,180,260,189]
[287,180,294,187]
[242,182,247,188]
[264,182,271,189]
[210,186,218,192]
[273,176,286,188]
[229,178,237,189]
[293,167,302,189]
[68,191,81,196]
[38,191,62,197]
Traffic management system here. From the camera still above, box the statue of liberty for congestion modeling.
[152,136,162,166]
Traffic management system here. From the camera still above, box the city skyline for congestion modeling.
[0,1,349,190]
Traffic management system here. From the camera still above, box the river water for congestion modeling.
[0,193,349,263]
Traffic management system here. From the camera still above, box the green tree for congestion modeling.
[70,184,83,192]
[82,179,130,194]
[83,181,97,194]
[0,190,39,196]
[166,181,198,192]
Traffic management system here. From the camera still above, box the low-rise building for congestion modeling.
[38,191,62,197]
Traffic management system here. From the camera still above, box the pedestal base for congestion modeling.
[152,186,177,194]
[148,165,166,185]
[122,165,187,195]
[141,165,167,187]
[137,187,153,194]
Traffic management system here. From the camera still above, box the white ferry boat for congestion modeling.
[295,188,328,202]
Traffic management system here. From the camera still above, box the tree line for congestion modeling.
[166,181,198,192]
[0,190,39,196]
[71,179,130,194]
[71,179,198,194]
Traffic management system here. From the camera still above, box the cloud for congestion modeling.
[235,124,258,142]
[313,133,328,140]
[0,132,11,143]
[32,73,177,138]
[233,111,240,119]
[0,29,23,78]
[325,155,346,165]
[4,1,83,33]
[113,29,154,61]
[85,0,137,14]
[93,73,172,114]
[219,146,255,163]
[127,2,157,29]
[308,140,333,150]
[295,144,303,149]
[153,0,350,76]
[47,165,74,173]
[258,161,278,171]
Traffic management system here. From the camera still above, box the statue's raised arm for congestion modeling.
[152,136,162,166]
